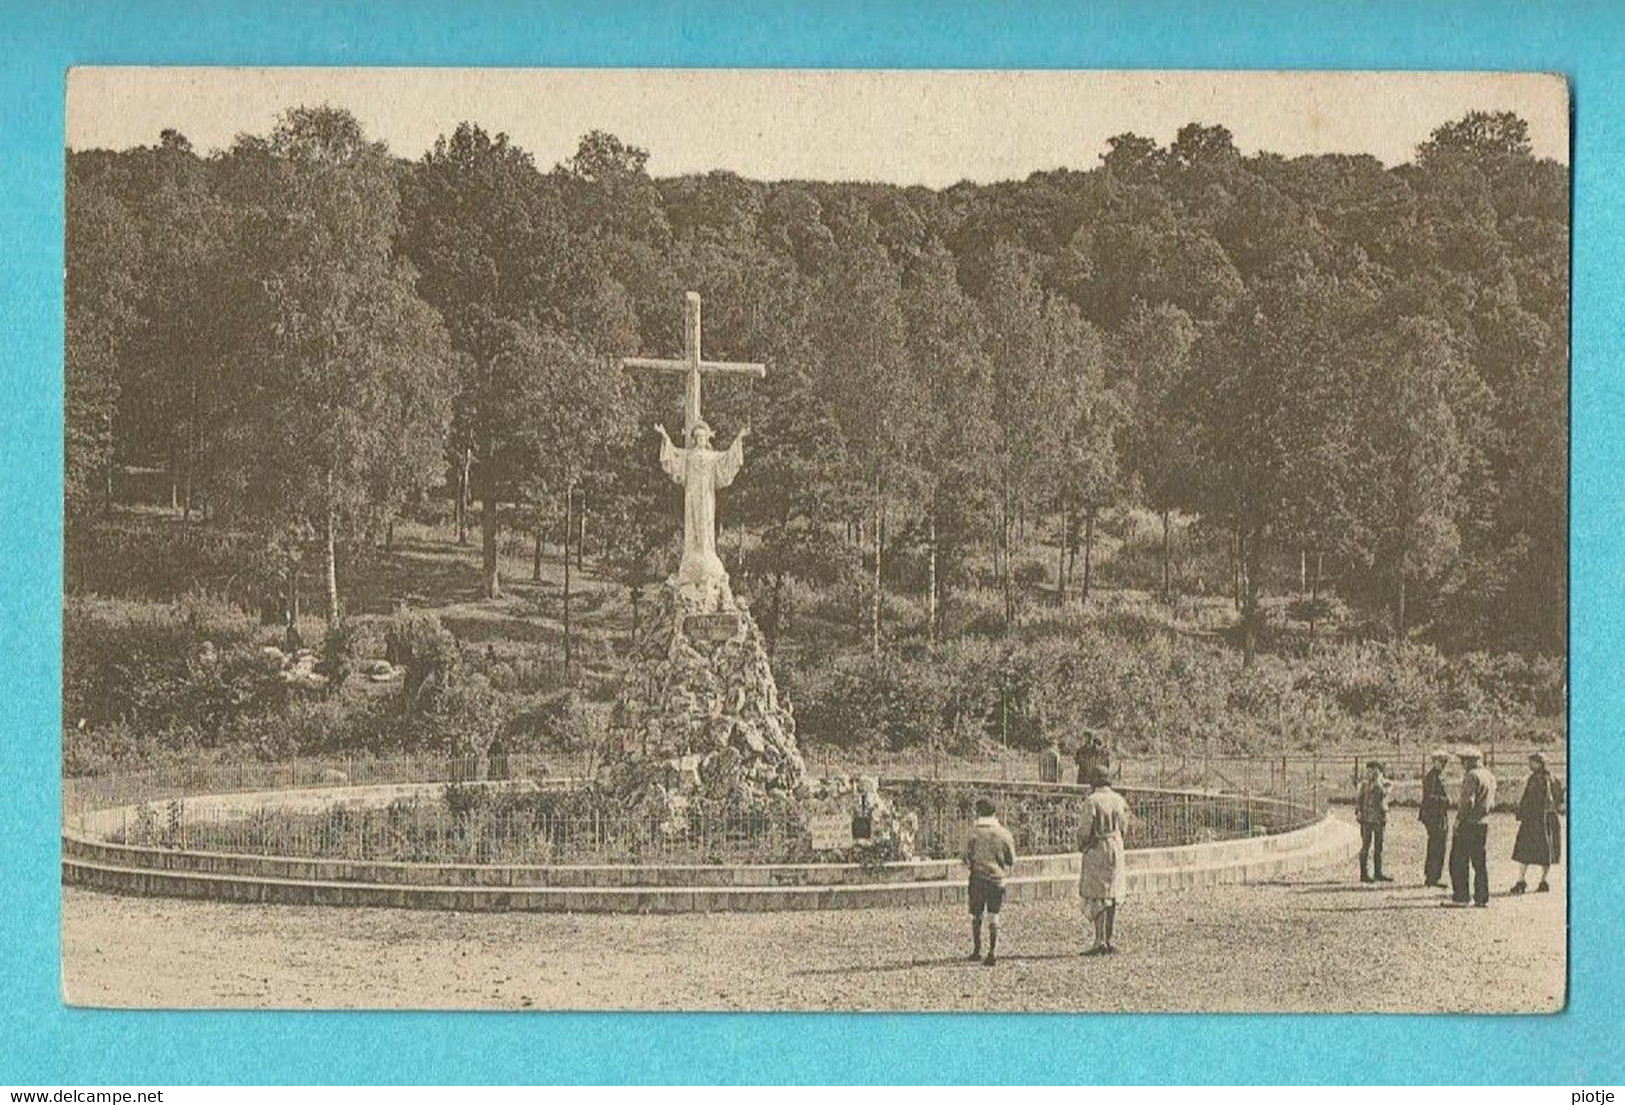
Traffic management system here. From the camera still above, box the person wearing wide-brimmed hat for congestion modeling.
[1445,746,1497,907]
[1077,763,1129,955]
[1511,751,1564,894]
[1418,750,1453,887]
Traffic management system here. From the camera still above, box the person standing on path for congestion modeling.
[1078,764,1130,955]
[1445,746,1497,907]
[1356,760,1393,883]
[1419,750,1452,887]
[1510,751,1564,894]
[962,797,1017,967]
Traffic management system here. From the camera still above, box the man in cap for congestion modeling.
[1418,750,1452,887]
[1445,746,1497,907]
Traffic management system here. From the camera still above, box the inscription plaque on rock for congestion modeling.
[809,813,855,852]
[684,612,743,644]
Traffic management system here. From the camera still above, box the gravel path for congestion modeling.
[62,811,1564,1012]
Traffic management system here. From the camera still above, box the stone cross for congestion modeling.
[622,292,765,437]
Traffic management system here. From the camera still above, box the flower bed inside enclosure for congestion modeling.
[102,777,1320,866]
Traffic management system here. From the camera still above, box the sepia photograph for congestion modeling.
[60,67,1569,1013]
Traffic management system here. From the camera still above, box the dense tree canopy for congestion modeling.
[66,107,1568,656]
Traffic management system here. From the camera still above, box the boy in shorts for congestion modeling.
[962,797,1017,966]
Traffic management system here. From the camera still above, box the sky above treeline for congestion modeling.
[67,68,1570,186]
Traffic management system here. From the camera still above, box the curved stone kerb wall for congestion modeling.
[62,778,1358,911]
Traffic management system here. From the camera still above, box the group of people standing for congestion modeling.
[960,741,1563,968]
[961,758,1127,966]
[1356,748,1563,906]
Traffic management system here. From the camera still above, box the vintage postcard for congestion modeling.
[61,68,1568,1012]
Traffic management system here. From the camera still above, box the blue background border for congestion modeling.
[2,0,1618,1085]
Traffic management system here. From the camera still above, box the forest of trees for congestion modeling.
[65,105,1568,663]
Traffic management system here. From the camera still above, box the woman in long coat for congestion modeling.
[1511,752,1564,894]
[1078,764,1129,955]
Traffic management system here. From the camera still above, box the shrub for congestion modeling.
[383,610,461,703]
[319,621,360,690]
[938,638,1051,750]
[1012,557,1049,587]
[943,588,1009,639]
[66,520,264,607]
[423,673,506,756]
[1285,594,1350,627]
[1451,651,1565,717]
[801,575,873,636]
[478,646,564,696]
[62,596,285,748]
[504,689,596,752]
[791,654,953,751]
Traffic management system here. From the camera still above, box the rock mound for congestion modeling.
[608,582,805,801]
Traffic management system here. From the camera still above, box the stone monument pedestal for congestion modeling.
[608,580,806,803]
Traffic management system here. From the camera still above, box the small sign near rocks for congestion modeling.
[683,612,743,644]
[809,813,855,852]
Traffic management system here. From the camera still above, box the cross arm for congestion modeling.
[696,360,767,378]
[621,357,690,374]
[620,357,765,378]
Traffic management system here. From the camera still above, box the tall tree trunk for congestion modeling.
[1240,528,1260,668]
[453,471,464,544]
[323,501,340,626]
[766,568,786,656]
[103,410,115,516]
[1057,507,1070,607]
[1299,547,1307,595]
[1161,507,1173,605]
[532,521,544,582]
[1309,550,1323,643]
[1232,532,1242,611]
[285,561,300,629]
[1000,479,1015,631]
[480,493,501,599]
[385,515,395,554]
[478,434,501,599]
[180,377,199,523]
[1396,569,1408,640]
[562,487,574,677]
[927,509,939,648]
[456,447,472,546]
[871,475,884,657]
[168,440,179,514]
[577,492,587,569]
[1082,509,1095,604]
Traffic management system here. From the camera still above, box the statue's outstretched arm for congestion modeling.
[716,428,746,488]
[657,425,685,484]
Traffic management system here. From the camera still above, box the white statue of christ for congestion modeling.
[656,419,748,600]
